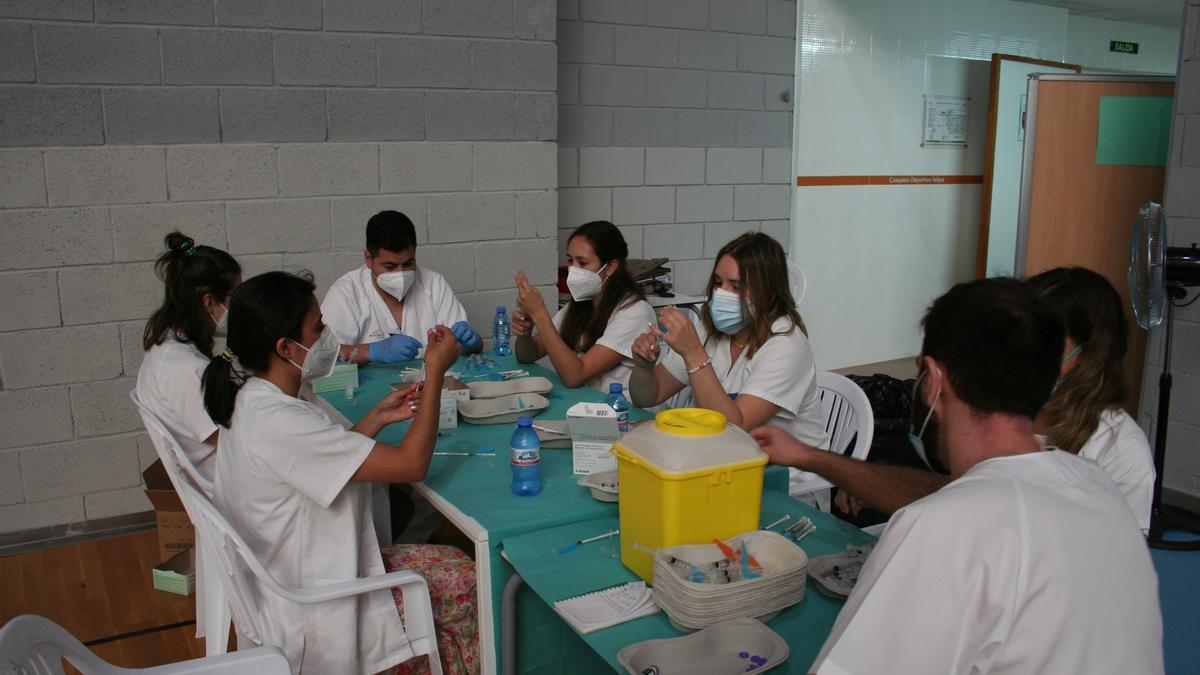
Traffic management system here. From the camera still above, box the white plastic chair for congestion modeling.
[787,260,807,307]
[174,448,444,674]
[0,614,291,674]
[129,390,227,656]
[789,372,875,509]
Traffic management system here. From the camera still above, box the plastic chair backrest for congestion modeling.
[787,260,806,307]
[0,614,291,675]
[174,476,275,647]
[129,389,230,656]
[128,390,214,498]
[816,371,874,461]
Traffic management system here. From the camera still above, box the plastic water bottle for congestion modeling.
[493,306,512,356]
[510,415,542,496]
[607,383,631,433]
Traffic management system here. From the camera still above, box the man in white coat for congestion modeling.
[323,210,483,364]
[754,278,1163,675]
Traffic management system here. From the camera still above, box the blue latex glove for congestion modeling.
[368,334,421,364]
[451,320,482,350]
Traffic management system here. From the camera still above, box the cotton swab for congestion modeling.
[556,529,620,554]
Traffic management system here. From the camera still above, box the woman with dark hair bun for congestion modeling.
[135,231,241,484]
[512,220,656,391]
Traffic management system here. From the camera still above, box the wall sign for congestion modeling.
[1110,40,1139,54]
[922,95,969,147]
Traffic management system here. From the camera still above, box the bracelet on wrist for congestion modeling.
[686,357,713,375]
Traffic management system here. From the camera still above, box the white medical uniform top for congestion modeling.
[659,316,827,448]
[136,333,218,483]
[813,450,1163,675]
[1078,409,1154,534]
[214,378,411,674]
[322,264,468,348]
[550,297,656,393]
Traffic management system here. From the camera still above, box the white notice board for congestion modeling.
[923,95,969,147]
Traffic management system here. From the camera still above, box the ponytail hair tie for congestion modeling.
[219,347,235,363]
[177,241,197,256]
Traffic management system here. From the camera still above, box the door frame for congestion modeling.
[975,54,1080,278]
[1014,73,1175,277]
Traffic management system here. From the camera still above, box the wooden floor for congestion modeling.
[0,529,206,668]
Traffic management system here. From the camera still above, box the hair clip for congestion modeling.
[219,347,235,363]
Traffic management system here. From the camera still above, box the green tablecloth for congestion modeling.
[318,354,791,672]
[499,490,878,674]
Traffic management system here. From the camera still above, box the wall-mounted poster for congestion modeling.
[923,95,969,147]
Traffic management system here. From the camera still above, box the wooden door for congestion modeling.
[1022,76,1174,414]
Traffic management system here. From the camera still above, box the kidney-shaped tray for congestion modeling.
[465,376,553,399]
[616,617,789,675]
[458,393,549,424]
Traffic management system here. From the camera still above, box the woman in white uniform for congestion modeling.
[512,220,655,392]
[201,271,478,674]
[1027,266,1155,532]
[629,232,827,448]
[136,231,240,485]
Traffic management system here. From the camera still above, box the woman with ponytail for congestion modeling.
[201,271,477,674]
[1027,266,1155,532]
[512,220,656,391]
[136,232,240,483]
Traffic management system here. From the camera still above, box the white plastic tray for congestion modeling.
[458,393,549,424]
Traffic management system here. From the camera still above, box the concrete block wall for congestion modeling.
[0,1,558,537]
[1140,0,1200,500]
[557,0,795,297]
[559,146,791,294]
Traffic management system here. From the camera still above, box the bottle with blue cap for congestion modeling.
[493,306,512,356]
[607,383,631,433]
[510,415,542,496]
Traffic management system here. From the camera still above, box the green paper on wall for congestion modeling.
[1095,96,1173,166]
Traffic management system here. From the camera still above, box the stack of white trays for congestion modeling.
[651,531,808,631]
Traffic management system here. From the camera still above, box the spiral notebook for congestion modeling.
[553,581,660,634]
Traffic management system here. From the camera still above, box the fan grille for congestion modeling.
[1128,202,1166,330]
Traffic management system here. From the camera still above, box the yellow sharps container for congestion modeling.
[616,408,768,582]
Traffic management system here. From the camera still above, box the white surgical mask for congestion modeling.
[709,288,748,334]
[287,328,340,382]
[567,264,607,301]
[209,303,229,338]
[906,368,944,473]
[377,269,416,301]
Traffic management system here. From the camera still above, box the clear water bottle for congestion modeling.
[510,415,542,496]
[607,383,631,433]
[493,306,512,356]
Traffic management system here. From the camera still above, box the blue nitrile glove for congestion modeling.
[368,334,421,364]
[451,320,482,350]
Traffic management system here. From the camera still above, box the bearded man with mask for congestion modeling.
[322,210,483,364]
[754,278,1162,674]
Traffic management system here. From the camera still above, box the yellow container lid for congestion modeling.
[616,408,766,476]
[654,408,728,436]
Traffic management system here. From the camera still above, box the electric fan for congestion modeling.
[1128,201,1200,550]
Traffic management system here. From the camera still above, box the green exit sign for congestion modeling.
[1110,40,1139,54]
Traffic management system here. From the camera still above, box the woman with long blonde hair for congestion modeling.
[629,232,827,449]
[1027,266,1154,532]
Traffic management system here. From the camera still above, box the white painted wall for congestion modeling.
[792,0,1182,369]
[791,0,1066,368]
[1067,14,1181,74]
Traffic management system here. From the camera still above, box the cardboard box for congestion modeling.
[153,548,196,595]
[567,402,621,475]
[312,363,359,394]
[441,377,470,430]
[143,460,194,561]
